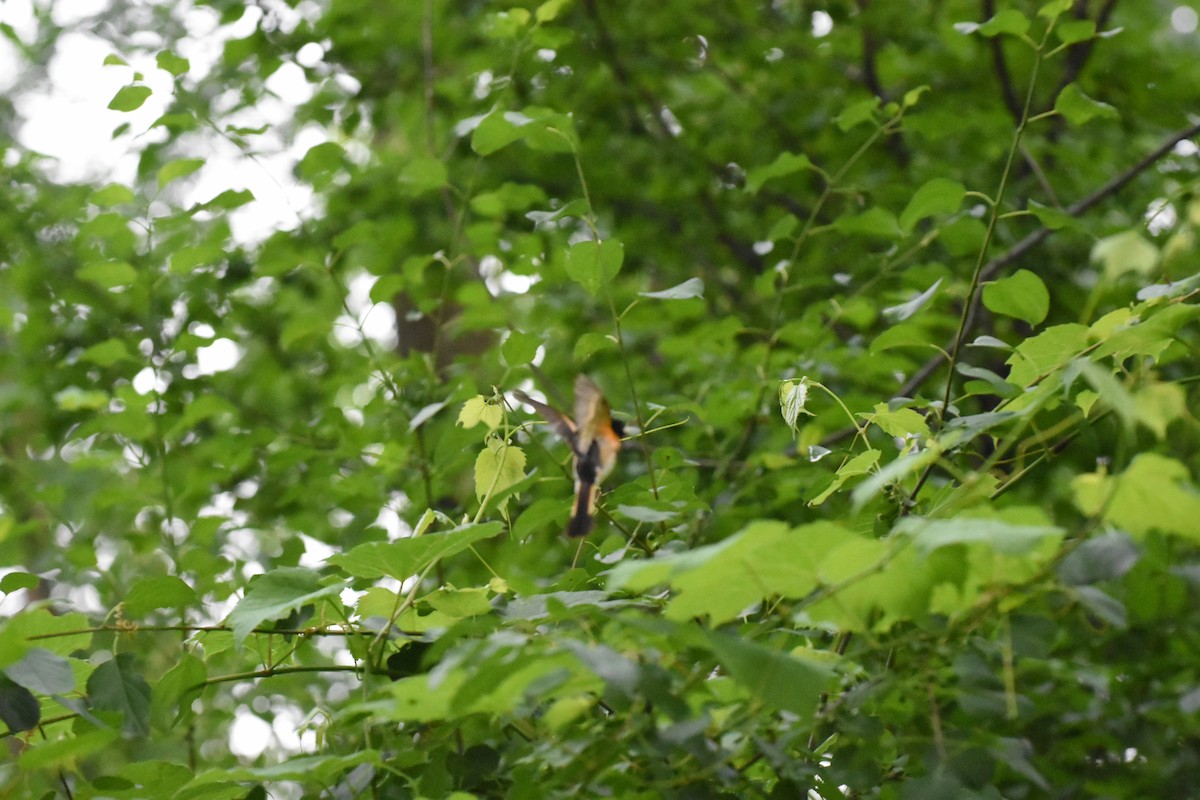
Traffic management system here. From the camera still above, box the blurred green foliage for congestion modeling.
[1,0,1199,797]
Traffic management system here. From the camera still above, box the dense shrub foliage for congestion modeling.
[1,1,1199,797]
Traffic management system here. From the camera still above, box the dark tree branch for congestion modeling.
[856,0,911,166]
[983,0,1024,121]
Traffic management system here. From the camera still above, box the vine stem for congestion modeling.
[717,118,895,485]
[908,27,1051,506]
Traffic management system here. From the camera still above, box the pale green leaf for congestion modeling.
[328,522,504,580]
[983,269,1050,325]
[474,438,526,502]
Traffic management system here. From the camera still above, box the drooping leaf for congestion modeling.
[328,522,504,581]
[225,568,346,645]
[704,631,836,718]
[5,648,74,695]
[88,652,152,736]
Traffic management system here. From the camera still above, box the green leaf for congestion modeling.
[639,277,704,300]
[1072,585,1127,628]
[181,752,381,792]
[91,183,135,206]
[704,631,836,719]
[829,207,903,239]
[0,572,38,593]
[573,331,616,361]
[1073,454,1200,541]
[472,110,525,155]
[835,97,879,131]
[151,653,206,730]
[297,141,347,182]
[565,239,623,295]
[458,396,502,430]
[779,378,810,433]
[1004,323,1088,386]
[866,404,931,438]
[608,520,859,624]
[156,49,190,76]
[982,269,1050,325]
[157,158,205,188]
[979,9,1030,37]
[80,338,134,367]
[399,156,448,196]
[1054,83,1118,126]
[895,515,1063,556]
[745,151,812,193]
[502,330,541,365]
[194,188,255,210]
[5,648,74,695]
[1090,229,1157,279]
[768,214,798,240]
[810,449,880,506]
[225,567,346,645]
[0,677,40,732]
[899,178,965,233]
[1037,0,1074,18]
[18,728,120,770]
[1056,19,1096,45]
[474,438,527,502]
[957,9,1029,37]
[112,761,197,798]
[1058,532,1139,585]
[328,522,504,581]
[77,259,137,289]
[108,84,152,111]
[53,386,110,411]
[123,575,198,617]
[1027,199,1073,230]
[535,0,570,23]
[88,652,152,736]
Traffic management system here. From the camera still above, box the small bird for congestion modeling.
[513,376,624,537]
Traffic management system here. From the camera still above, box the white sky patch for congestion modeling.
[229,708,272,760]
[195,337,243,375]
[332,272,398,348]
[297,537,336,568]
[1,0,323,246]
[1171,5,1198,33]
[132,367,170,395]
[812,11,834,37]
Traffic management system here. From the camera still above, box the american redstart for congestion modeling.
[513,375,624,537]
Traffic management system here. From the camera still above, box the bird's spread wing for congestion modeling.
[513,390,578,452]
